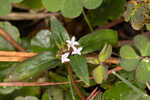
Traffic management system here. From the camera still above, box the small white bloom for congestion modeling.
[143,59,149,63]
[66,36,79,49]
[61,52,70,63]
[72,47,83,55]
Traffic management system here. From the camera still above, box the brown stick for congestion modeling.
[0,28,25,52]
[0,57,26,62]
[0,12,59,20]
[105,57,119,64]
[97,18,124,30]
[87,87,99,100]
[0,51,37,57]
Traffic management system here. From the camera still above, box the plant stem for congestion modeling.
[66,63,86,100]
[0,28,25,52]
[112,71,147,96]
[82,9,94,32]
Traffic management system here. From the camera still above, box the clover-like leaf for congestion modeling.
[89,0,126,26]
[79,29,118,54]
[98,44,112,63]
[30,30,57,53]
[120,45,139,59]
[133,35,150,56]
[0,0,11,16]
[83,0,103,9]
[92,65,108,84]
[51,16,70,48]
[42,0,103,18]
[69,55,89,85]
[136,58,150,84]
[120,59,140,71]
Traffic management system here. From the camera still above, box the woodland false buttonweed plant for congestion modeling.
[61,36,83,63]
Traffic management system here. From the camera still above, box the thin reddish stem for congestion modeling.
[0,28,25,52]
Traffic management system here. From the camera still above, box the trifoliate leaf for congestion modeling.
[120,45,139,59]
[42,0,103,18]
[120,59,140,71]
[62,0,82,18]
[133,35,150,56]
[136,58,150,84]
[83,0,103,9]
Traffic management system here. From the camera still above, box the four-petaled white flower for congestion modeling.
[66,36,79,49]
[72,47,83,55]
[61,36,83,63]
[61,52,70,63]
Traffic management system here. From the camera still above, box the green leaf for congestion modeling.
[62,0,82,18]
[92,65,108,84]
[12,0,23,3]
[42,86,64,100]
[30,30,57,53]
[79,29,118,54]
[0,87,20,94]
[120,45,139,59]
[120,59,140,71]
[83,0,103,9]
[15,96,39,100]
[51,16,70,48]
[13,87,40,97]
[4,51,60,82]
[0,0,11,16]
[0,22,21,50]
[136,58,150,84]
[41,0,64,12]
[133,35,150,56]
[89,0,126,26]
[20,38,30,51]
[98,44,112,62]
[124,2,148,30]
[42,0,103,18]
[20,0,43,10]
[103,82,144,100]
[69,55,89,85]
[49,72,69,90]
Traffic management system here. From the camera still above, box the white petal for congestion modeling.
[61,52,70,63]
[72,47,82,55]
[71,36,76,42]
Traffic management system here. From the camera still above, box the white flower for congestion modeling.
[72,47,83,55]
[66,36,79,49]
[61,52,70,63]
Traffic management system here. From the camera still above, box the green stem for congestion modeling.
[112,71,147,96]
[82,9,94,32]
